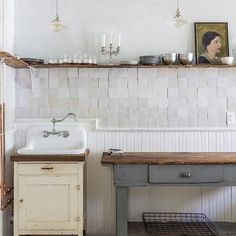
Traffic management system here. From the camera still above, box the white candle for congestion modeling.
[110,31,113,44]
[102,32,106,47]
[118,33,121,47]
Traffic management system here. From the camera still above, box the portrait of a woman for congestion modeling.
[198,31,222,64]
[195,22,229,65]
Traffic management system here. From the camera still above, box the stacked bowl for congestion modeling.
[139,56,160,65]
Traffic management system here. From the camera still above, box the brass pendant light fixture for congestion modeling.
[168,0,188,28]
[50,0,64,32]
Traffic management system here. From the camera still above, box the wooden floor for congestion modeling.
[128,222,236,236]
[87,222,236,236]
[27,223,236,236]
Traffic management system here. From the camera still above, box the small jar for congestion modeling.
[88,56,92,64]
[83,54,88,64]
[72,54,78,64]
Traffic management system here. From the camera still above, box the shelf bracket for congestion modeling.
[29,66,36,91]
[0,58,5,64]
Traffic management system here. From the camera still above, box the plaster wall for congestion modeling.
[0,0,14,53]
[14,0,236,63]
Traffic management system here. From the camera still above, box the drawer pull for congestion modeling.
[41,167,54,170]
[180,172,191,178]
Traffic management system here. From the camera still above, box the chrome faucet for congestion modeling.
[42,113,78,138]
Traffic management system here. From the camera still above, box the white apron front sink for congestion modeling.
[17,124,87,155]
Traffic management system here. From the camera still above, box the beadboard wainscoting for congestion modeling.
[15,67,236,128]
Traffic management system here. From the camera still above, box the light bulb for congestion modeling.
[50,0,64,32]
[167,0,188,29]
[168,15,188,28]
[50,17,63,32]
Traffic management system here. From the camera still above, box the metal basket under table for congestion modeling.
[142,212,218,236]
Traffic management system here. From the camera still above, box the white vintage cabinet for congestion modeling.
[13,161,85,236]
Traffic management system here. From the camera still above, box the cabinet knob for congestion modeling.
[180,172,191,178]
[19,199,24,203]
[41,167,54,170]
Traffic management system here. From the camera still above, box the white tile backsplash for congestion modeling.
[15,67,236,128]
[49,69,58,88]
[68,68,78,78]
[58,68,68,79]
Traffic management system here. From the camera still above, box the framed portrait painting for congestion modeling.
[194,22,229,64]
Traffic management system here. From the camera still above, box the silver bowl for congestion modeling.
[178,53,194,65]
[162,53,177,65]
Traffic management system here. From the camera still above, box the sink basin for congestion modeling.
[17,124,87,155]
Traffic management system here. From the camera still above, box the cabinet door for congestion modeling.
[18,175,79,230]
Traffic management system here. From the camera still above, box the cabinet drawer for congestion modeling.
[149,165,223,183]
[17,163,79,175]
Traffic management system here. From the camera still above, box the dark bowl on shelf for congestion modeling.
[139,55,160,65]
[20,58,44,65]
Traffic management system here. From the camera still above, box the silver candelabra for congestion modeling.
[101,44,120,65]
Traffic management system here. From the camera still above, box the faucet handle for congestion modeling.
[51,117,57,123]
[42,130,50,138]
[60,130,69,138]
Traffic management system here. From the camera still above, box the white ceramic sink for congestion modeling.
[17,124,87,155]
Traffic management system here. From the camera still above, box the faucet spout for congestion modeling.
[51,112,78,124]
[65,112,78,121]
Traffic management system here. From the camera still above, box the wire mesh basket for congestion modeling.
[142,212,218,236]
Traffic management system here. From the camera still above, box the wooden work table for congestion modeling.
[101,152,236,165]
[101,152,236,236]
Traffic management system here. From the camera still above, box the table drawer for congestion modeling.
[149,165,223,183]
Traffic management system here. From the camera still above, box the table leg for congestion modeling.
[116,186,128,236]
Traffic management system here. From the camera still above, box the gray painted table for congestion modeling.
[101,152,236,236]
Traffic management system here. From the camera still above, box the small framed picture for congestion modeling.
[194,22,229,64]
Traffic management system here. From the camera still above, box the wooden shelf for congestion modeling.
[30,63,236,69]
[0,51,29,68]
[1,51,236,69]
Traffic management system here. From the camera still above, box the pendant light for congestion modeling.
[50,0,64,32]
[167,0,188,28]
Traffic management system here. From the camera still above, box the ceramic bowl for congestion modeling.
[120,60,139,65]
[221,57,234,65]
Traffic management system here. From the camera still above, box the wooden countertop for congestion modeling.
[101,152,236,165]
[11,149,89,162]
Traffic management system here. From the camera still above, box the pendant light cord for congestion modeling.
[56,0,59,19]
[176,0,181,17]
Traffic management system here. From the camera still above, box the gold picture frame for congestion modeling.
[194,22,229,64]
